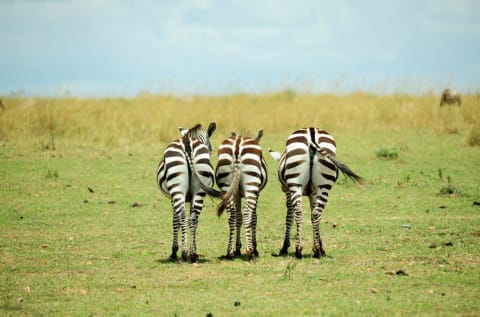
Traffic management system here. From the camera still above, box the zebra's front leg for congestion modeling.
[279,192,294,256]
[189,196,203,263]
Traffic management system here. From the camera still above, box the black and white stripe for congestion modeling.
[156,122,220,263]
[215,130,268,261]
[269,128,361,259]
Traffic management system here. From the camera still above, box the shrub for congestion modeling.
[376,147,399,160]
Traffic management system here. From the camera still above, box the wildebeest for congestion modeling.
[440,89,461,106]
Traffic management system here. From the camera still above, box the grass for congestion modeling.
[1,92,480,316]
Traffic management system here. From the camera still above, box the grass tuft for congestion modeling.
[376,147,399,160]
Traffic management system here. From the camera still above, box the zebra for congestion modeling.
[440,88,461,106]
[268,128,362,259]
[156,122,221,263]
[215,129,268,261]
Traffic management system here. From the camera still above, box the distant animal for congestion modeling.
[156,122,221,263]
[0,98,4,110]
[440,89,461,106]
[269,128,362,259]
[215,129,268,261]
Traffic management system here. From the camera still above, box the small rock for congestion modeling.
[370,288,379,294]
[130,202,141,208]
[402,224,412,229]
[107,200,116,204]
[234,301,241,307]
[473,201,480,206]
[428,243,437,248]
[443,241,453,247]
[438,205,447,209]
[332,223,338,228]
[88,187,94,193]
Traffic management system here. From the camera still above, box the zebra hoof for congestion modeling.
[181,252,188,262]
[253,249,259,257]
[169,252,177,261]
[279,248,289,257]
[191,253,199,263]
[220,254,235,260]
[249,253,256,262]
[295,248,302,259]
[234,249,242,257]
[313,247,326,258]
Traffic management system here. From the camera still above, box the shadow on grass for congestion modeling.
[155,256,212,265]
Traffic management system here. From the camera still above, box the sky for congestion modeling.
[1,0,479,97]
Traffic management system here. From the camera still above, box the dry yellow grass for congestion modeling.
[0,92,479,149]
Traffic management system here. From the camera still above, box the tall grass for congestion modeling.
[0,92,479,149]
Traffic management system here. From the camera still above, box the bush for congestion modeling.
[376,147,399,160]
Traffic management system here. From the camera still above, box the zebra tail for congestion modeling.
[183,137,222,198]
[310,143,363,184]
[216,162,241,217]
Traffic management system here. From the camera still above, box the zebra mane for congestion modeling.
[184,124,203,139]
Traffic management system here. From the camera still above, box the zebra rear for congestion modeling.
[156,122,220,263]
[270,128,361,259]
[215,130,268,261]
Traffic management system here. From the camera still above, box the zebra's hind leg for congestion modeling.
[224,199,237,259]
[279,193,294,256]
[310,195,327,258]
[243,196,257,261]
[170,201,181,261]
[293,193,304,259]
[234,195,242,257]
[252,207,259,258]
[189,197,203,263]
[177,203,188,262]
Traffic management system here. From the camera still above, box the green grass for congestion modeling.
[1,93,480,316]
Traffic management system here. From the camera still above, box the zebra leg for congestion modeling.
[310,196,326,258]
[225,198,237,259]
[189,196,203,263]
[279,192,294,256]
[234,195,242,257]
[243,198,255,261]
[179,206,188,262]
[252,203,259,257]
[170,196,187,261]
[170,205,179,261]
[293,192,304,259]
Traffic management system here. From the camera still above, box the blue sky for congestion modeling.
[1,0,479,96]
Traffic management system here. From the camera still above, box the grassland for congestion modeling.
[1,92,479,316]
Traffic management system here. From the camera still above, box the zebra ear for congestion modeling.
[179,127,188,136]
[255,129,264,142]
[268,148,281,161]
[207,122,217,137]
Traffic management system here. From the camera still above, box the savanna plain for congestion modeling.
[1,92,479,316]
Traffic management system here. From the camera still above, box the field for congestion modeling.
[1,92,480,316]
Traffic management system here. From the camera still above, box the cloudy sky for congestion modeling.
[1,0,479,96]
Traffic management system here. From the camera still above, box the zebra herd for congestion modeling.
[156,123,362,263]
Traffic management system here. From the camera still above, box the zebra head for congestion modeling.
[180,122,217,151]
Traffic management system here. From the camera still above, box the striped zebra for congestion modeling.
[269,128,362,259]
[440,88,461,106]
[215,129,268,261]
[156,122,221,263]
